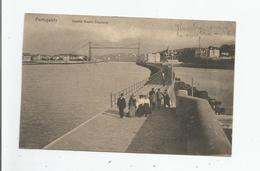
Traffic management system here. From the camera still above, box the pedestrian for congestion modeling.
[136,95,145,117]
[117,93,126,118]
[163,90,171,108]
[149,88,156,110]
[128,94,136,117]
[162,72,165,86]
[144,95,151,117]
[156,89,164,109]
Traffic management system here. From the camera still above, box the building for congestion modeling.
[195,48,209,58]
[221,52,230,56]
[194,47,220,58]
[159,49,170,62]
[22,53,32,62]
[146,53,160,63]
[209,47,220,58]
[69,55,84,61]
[53,54,69,62]
[52,56,63,61]
[166,50,178,60]
[41,55,52,60]
[76,55,86,61]
[31,54,42,61]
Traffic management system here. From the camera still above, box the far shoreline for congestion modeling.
[22,60,137,65]
[172,63,234,70]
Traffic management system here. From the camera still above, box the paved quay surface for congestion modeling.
[44,107,187,154]
[44,71,187,154]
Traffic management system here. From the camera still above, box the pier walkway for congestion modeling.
[43,70,187,154]
[44,107,186,154]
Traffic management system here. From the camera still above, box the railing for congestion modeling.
[110,71,161,107]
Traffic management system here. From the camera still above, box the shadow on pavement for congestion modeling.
[125,108,188,155]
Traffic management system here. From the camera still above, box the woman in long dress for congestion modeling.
[136,95,144,117]
[128,94,136,117]
[144,95,151,117]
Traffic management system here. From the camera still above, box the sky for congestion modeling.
[23,13,236,55]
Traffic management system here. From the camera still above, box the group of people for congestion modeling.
[116,88,171,118]
[149,88,171,110]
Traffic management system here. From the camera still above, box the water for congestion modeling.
[20,62,150,149]
[173,67,234,114]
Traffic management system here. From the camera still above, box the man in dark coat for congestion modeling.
[117,93,126,118]
[163,90,171,108]
[156,89,163,109]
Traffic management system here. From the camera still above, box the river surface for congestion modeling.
[20,62,150,149]
[173,67,234,114]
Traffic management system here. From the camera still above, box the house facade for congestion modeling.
[209,47,220,58]
[146,53,160,63]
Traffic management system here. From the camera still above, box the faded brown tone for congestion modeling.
[20,13,235,156]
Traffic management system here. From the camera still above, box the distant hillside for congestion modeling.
[96,53,137,62]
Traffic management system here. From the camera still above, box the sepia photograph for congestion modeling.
[20,13,235,156]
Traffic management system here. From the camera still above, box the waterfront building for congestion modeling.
[167,50,178,60]
[146,53,161,63]
[52,56,62,61]
[41,55,52,61]
[195,48,209,58]
[209,47,220,58]
[159,48,170,62]
[76,55,85,61]
[63,56,70,62]
[221,52,230,57]
[22,53,32,62]
[31,54,42,61]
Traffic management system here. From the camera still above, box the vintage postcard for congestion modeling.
[20,13,235,156]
